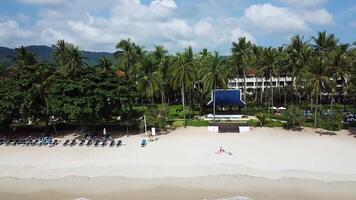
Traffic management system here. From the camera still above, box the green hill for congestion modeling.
[0,45,114,66]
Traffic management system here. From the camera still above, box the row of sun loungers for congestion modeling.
[0,136,59,147]
[62,139,123,147]
[0,136,123,147]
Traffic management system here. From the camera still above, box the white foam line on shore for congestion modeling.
[1,164,356,182]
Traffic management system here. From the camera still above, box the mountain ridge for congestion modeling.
[0,45,114,66]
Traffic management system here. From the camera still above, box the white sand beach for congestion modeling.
[1,127,356,199]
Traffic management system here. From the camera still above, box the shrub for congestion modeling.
[172,120,184,127]
[284,106,304,129]
[247,119,260,127]
[186,119,209,126]
[255,112,269,127]
[144,104,169,130]
[266,120,285,127]
[319,113,344,131]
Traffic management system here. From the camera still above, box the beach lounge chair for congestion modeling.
[79,139,85,146]
[31,139,38,146]
[63,140,70,146]
[141,139,147,147]
[69,139,76,147]
[86,139,93,146]
[116,140,122,147]
[109,140,115,147]
[94,140,100,147]
[101,140,107,147]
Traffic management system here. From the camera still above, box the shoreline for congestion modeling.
[1,175,356,200]
[2,163,356,182]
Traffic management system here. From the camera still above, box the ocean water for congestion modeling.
[74,196,251,200]
[211,197,252,200]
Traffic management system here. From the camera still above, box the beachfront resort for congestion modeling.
[1,0,356,200]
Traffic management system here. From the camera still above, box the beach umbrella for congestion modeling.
[278,107,286,110]
[271,106,278,110]
[103,128,106,135]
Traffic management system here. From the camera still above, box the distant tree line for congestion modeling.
[0,31,355,132]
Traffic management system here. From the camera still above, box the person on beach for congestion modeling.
[216,146,233,155]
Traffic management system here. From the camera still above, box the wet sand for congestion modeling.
[1,175,356,200]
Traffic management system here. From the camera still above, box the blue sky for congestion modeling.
[0,0,355,53]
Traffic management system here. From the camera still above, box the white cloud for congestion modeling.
[244,4,307,33]
[243,3,333,35]
[6,0,256,53]
[278,0,327,8]
[231,27,255,43]
[18,0,70,5]
[0,20,36,47]
[151,0,177,9]
[303,9,333,25]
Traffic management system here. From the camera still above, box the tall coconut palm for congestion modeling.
[10,46,38,66]
[260,47,278,113]
[231,37,253,103]
[137,56,162,104]
[52,40,72,67]
[98,56,113,73]
[153,46,169,104]
[312,31,337,61]
[62,45,87,75]
[327,44,351,111]
[303,55,331,128]
[170,48,195,127]
[201,52,228,121]
[286,35,309,103]
[115,39,136,77]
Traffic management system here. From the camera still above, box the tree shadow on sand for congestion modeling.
[346,127,356,138]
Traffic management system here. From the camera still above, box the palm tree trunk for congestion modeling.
[314,95,318,128]
[343,82,347,111]
[270,74,274,114]
[44,118,49,135]
[260,78,264,104]
[243,68,247,103]
[213,82,216,122]
[161,92,165,105]
[181,83,186,128]
[235,66,239,89]
[330,88,334,113]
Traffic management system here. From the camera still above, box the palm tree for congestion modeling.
[312,31,337,61]
[98,56,113,73]
[34,64,53,134]
[327,44,351,111]
[201,52,228,122]
[137,56,162,104]
[52,40,72,67]
[274,47,290,106]
[10,46,38,66]
[303,55,331,128]
[170,48,196,127]
[260,47,277,113]
[62,45,87,74]
[115,39,136,77]
[231,37,253,103]
[286,35,309,103]
[153,46,169,104]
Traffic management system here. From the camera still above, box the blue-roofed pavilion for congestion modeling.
[207,89,246,107]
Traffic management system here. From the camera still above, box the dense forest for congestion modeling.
[0,31,355,133]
